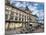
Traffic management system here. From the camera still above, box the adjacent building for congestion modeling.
[5,0,38,32]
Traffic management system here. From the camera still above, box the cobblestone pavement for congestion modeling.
[32,28,44,33]
[5,25,44,35]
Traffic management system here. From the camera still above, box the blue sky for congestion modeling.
[10,0,44,20]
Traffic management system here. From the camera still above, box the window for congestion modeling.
[5,14,8,20]
[26,16,27,21]
[25,16,26,21]
[9,12,14,20]
[29,24,32,26]
[19,14,21,21]
[5,10,9,14]
[15,16,18,20]
[22,18,24,21]
[11,12,14,15]
[5,10,9,20]
[16,13,18,15]
[10,15,14,20]
[27,17,28,19]
[19,18,21,21]
[22,15,24,21]
[19,14,21,17]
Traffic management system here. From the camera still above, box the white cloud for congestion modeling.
[36,13,39,17]
[15,2,20,7]
[32,10,39,15]
[39,10,44,16]
[37,10,44,20]
[28,5,37,11]
[31,8,44,20]
[28,5,39,16]
[32,8,44,20]
[33,3,38,6]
